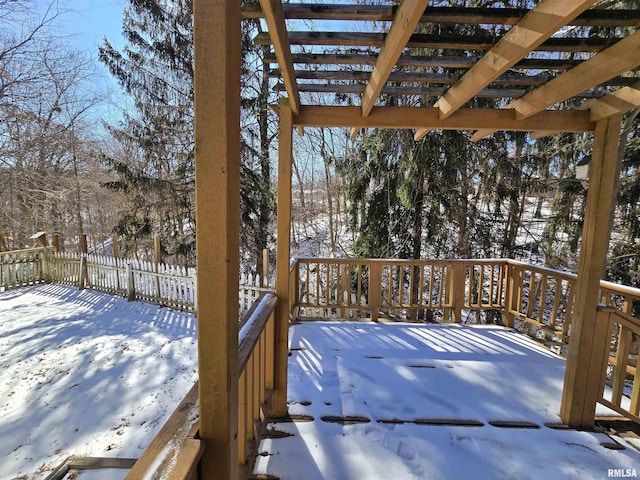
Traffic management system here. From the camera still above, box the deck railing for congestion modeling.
[289,257,640,340]
[290,257,509,322]
[597,307,640,423]
[125,292,278,479]
[238,292,277,467]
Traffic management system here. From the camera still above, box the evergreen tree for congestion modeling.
[99,0,274,268]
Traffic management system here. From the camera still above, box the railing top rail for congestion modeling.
[0,247,46,256]
[239,292,277,373]
[124,381,201,480]
[598,305,640,329]
[599,280,640,298]
[292,256,511,266]
[505,259,577,280]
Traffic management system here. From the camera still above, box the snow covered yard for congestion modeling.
[254,322,640,480]
[0,284,198,480]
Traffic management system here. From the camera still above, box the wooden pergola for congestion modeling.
[192,0,640,477]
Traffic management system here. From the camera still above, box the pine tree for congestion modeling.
[99,0,274,267]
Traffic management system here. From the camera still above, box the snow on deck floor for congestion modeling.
[254,322,640,480]
[0,284,198,480]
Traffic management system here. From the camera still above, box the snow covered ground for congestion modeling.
[3,284,639,479]
[0,284,198,480]
[255,322,640,480]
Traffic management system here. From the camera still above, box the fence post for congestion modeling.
[78,254,87,290]
[127,263,135,301]
[369,262,382,322]
[154,236,162,299]
[450,262,466,323]
[39,249,50,282]
[112,236,121,293]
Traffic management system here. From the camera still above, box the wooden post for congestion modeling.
[126,263,135,301]
[154,236,162,298]
[273,100,293,417]
[79,234,89,287]
[262,248,269,288]
[560,114,622,428]
[52,234,60,253]
[80,234,88,254]
[289,259,300,322]
[39,249,50,282]
[450,262,466,323]
[112,235,121,292]
[503,263,519,328]
[369,262,382,322]
[193,0,241,476]
[154,236,162,265]
[78,255,87,290]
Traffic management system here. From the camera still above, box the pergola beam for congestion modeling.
[255,31,624,52]
[513,30,640,120]
[259,0,300,114]
[361,0,429,117]
[243,4,640,27]
[435,0,597,120]
[293,106,594,132]
[579,81,640,121]
[270,68,638,88]
[264,53,591,71]
[530,81,640,139]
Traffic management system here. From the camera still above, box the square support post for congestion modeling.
[560,114,622,428]
[272,100,293,417]
[193,0,241,477]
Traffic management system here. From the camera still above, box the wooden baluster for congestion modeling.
[265,310,275,390]
[238,369,247,465]
[563,286,575,338]
[258,335,265,405]
[612,324,633,406]
[550,278,562,330]
[246,354,254,442]
[538,274,548,325]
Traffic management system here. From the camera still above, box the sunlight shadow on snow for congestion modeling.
[258,321,640,479]
[0,284,197,479]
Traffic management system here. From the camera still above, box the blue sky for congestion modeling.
[55,0,126,53]
[33,0,130,123]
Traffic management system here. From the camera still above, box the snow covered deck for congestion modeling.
[254,322,640,480]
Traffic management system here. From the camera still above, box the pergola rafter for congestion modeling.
[472,29,640,141]
[361,0,430,117]
[259,0,300,114]
[414,0,597,143]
